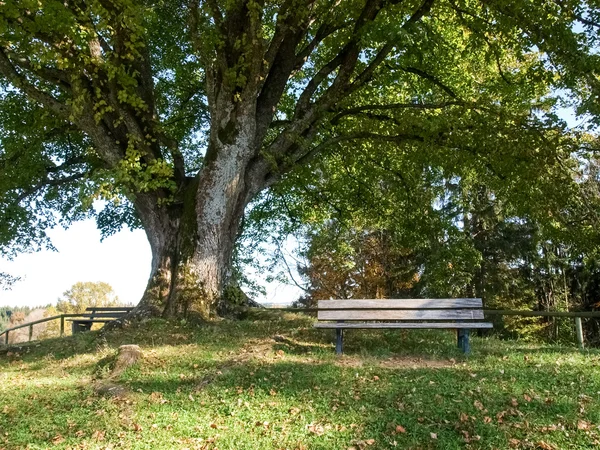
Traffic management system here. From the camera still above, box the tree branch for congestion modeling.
[331,101,463,123]
[4,52,72,90]
[399,66,458,98]
[15,173,87,204]
[294,0,386,118]
[0,49,71,119]
[262,131,426,187]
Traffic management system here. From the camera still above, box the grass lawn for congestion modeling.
[1,311,599,449]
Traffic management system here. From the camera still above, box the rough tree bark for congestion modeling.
[134,98,264,318]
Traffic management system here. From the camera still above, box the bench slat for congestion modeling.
[318,298,482,309]
[71,312,128,319]
[314,322,493,329]
[85,307,133,312]
[66,319,115,323]
[318,309,484,321]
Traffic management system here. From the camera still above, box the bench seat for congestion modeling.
[314,298,491,355]
[67,307,133,334]
[66,318,115,323]
[314,322,493,329]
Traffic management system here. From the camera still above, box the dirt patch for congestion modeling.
[334,355,455,369]
[334,356,365,368]
[240,339,273,358]
[379,356,455,369]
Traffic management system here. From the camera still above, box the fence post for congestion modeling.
[5,331,8,346]
[60,316,65,337]
[29,324,33,342]
[575,317,584,349]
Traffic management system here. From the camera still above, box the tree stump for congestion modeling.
[111,344,142,377]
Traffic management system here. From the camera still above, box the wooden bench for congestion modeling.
[67,307,133,334]
[314,298,492,355]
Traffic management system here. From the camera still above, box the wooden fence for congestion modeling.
[0,307,132,346]
[0,313,77,346]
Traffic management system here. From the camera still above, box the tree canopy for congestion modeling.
[55,281,121,314]
[1,0,599,317]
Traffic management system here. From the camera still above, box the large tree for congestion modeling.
[0,0,598,318]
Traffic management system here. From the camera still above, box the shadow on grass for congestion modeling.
[3,314,599,371]
[2,316,600,449]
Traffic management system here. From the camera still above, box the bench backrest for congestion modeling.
[85,307,133,312]
[85,306,133,319]
[317,298,484,321]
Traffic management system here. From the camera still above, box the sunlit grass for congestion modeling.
[1,313,599,449]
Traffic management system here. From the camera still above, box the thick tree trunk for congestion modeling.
[134,184,245,319]
[135,104,261,319]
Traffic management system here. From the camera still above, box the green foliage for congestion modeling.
[55,281,124,314]
[246,103,600,342]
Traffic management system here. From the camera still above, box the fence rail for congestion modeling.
[0,313,83,346]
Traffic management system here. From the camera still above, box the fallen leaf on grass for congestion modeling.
[92,430,105,441]
[51,435,64,445]
[577,420,591,430]
[349,439,376,450]
[395,425,406,433]
[536,441,556,449]
[430,433,437,439]
[307,423,324,435]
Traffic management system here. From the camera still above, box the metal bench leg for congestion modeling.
[72,322,79,334]
[457,329,464,348]
[336,328,344,355]
[461,329,471,355]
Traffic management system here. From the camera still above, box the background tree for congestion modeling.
[54,281,122,314]
[272,138,600,342]
[0,306,34,332]
[1,0,599,319]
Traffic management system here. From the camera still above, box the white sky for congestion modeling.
[0,219,302,308]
